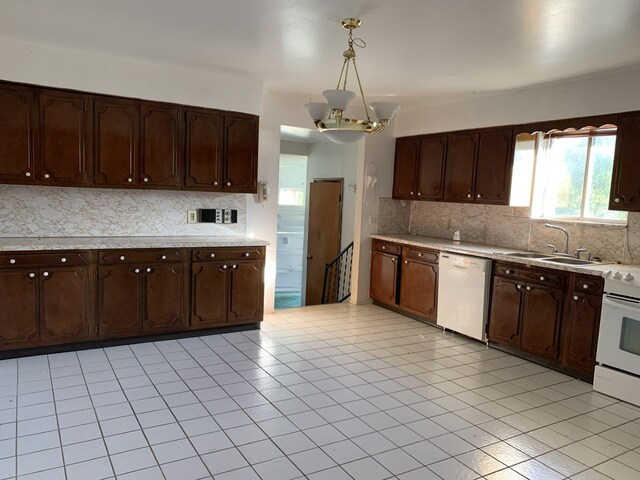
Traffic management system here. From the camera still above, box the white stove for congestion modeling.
[594,265,640,406]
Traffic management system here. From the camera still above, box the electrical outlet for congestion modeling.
[215,209,223,223]
[223,209,232,224]
[187,210,198,224]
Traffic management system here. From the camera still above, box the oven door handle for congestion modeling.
[603,294,640,310]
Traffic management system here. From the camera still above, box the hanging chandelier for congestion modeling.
[305,18,400,144]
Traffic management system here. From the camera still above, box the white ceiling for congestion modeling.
[2,0,640,106]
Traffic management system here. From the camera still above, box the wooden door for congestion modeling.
[474,129,514,204]
[520,284,564,361]
[191,262,228,326]
[392,137,419,199]
[228,260,264,323]
[399,258,438,319]
[562,293,602,376]
[40,267,91,343]
[223,115,258,193]
[94,98,139,187]
[488,276,522,347]
[416,136,447,200]
[0,269,39,348]
[443,133,478,202]
[140,104,180,188]
[610,112,640,210]
[184,109,223,190]
[98,265,142,338]
[369,251,399,305]
[0,84,36,183]
[305,180,342,305]
[143,264,185,333]
[39,91,90,186]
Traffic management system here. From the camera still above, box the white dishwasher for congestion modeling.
[437,252,492,341]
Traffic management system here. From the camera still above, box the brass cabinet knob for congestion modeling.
[134,268,140,274]
[25,172,31,177]
[539,276,545,281]
[243,252,250,257]
[213,181,219,186]
[574,295,580,301]
[161,255,167,260]
[127,177,133,183]
[526,286,532,291]
[226,181,232,186]
[28,272,35,278]
[120,256,125,261]
[146,268,152,273]
[221,264,228,270]
[44,173,50,179]
[417,192,422,196]
[405,260,408,264]
[143,177,149,183]
[467,193,473,199]
[61,257,67,263]
[43,272,49,277]
[9,259,16,264]
[231,264,238,270]
[410,191,414,195]
[210,253,215,258]
[506,269,512,274]
[477,193,482,198]
[614,197,621,203]
[583,284,589,289]
[391,258,395,263]
[516,284,522,290]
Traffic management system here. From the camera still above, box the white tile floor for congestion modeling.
[1,303,640,479]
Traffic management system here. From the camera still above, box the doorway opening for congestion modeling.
[275,154,307,309]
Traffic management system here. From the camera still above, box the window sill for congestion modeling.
[533,217,628,228]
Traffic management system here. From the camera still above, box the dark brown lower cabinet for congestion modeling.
[488,262,603,379]
[370,251,399,306]
[191,257,264,327]
[0,269,39,348]
[0,264,90,349]
[399,251,438,320]
[98,262,186,339]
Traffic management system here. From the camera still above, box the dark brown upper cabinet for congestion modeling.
[444,133,478,202]
[392,135,447,201]
[184,108,223,190]
[39,90,91,186]
[93,97,139,187]
[610,111,640,211]
[224,114,258,193]
[474,128,515,204]
[392,137,419,199]
[140,103,181,189]
[0,84,36,183]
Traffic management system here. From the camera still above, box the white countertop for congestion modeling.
[371,233,625,275]
[0,236,269,252]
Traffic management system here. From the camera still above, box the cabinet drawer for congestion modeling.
[99,249,183,265]
[404,247,438,264]
[192,247,264,262]
[0,251,88,267]
[494,262,567,288]
[573,274,604,295]
[372,240,401,255]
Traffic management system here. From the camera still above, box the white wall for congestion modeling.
[0,36,262,114]
[395,67,640,136]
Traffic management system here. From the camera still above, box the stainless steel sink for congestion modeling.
[504,252,549,259]
[539,257,599,266]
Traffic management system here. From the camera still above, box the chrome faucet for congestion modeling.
[544,223,569,254]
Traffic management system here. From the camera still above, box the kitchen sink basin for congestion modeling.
[540,257,599,266]
[504,252,549,259]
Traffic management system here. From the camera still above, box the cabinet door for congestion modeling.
[143,264,185,333]
[392,137,419,199]
[223,115,258,193]
[416,136,447,200]
[0,269,39,348]
[39,91,90,186]
[228,260,264,323]
[0,84,36,183]
[610,112,640,210]
[562,293,602,376]
[94,98,139,186]
[184,109,223,190]
[40,267,91,343]
[475,129,514,205]
[520,284,564,361]
[140,104,180,188]
[98,265,142,338]
[444,133,478,202]
[488,276,522,347]
[399,259,438,320]
[369,251,399,305]
[191,262,228,326]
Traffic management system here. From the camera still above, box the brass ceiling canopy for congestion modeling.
[305,18,400,144]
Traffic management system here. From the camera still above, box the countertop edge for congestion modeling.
[371,233,616,276]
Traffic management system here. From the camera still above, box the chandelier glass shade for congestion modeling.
[305,18,400,144]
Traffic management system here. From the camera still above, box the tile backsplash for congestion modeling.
[0,185,246,237]
[377,198,640,264]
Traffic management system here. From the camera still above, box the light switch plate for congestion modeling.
[187,210,198,224]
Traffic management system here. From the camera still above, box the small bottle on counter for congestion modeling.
[453,230,461,244]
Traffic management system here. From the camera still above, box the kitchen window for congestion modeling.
[511,127,627,223]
